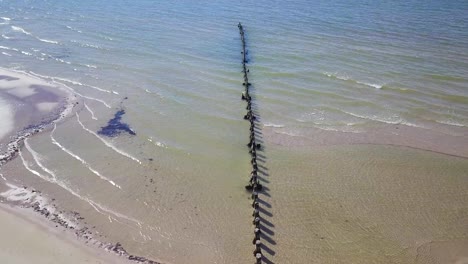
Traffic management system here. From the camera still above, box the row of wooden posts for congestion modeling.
[238,22,263,264]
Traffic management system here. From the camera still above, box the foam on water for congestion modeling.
[148,137,168,149]
[84,102,98,120]
[0,46,19,51]
[342,110,400,125]
[53,76,113,94]
[26,71,111,108]
[24,139,58,181]
[11,25,32,35]
[50,123,121,189]
[11,25,59,44]
[21,141,138,225]
[356,81,383,89]
[76,112,142,164]
[435,119,466,127]
[323,72,384,89]
[36,37,59,44]
[0,182,82,231]
[19,147,54,183]
[263,123,285,128]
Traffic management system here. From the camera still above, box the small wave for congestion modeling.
[341,110,421,128]
[1,17,11,21]
[70,40,106,50]
[0,45,19,51]
[84,102,98,120]
[53,76,112,94]
[11,26,58,45]
[148,137,168,149]
[0,173,6,181]
[20,146,138,226]
[274,130,301,137]
[323,72,383,89]
[11,25,32,35]
[66,26,82,33]
[356,81,382,89]
[54,57,71,64]
[37,37,59,44]
[21,50,32,56]
[76,113,141,164]
[19,146,54,182]
[263,123,285,128]
[435,120,466,127]
[1,52,12,56]
[50,124,121,189]
[1,34,12,39]
[0,182,81,230]
[342,110,402,124]
[324,72,349,81]
[27,71,111,108]
[24,139,58,181]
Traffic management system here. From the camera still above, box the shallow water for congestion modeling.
[1,0,468,263]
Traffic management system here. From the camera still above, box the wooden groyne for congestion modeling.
[238,22,263,264]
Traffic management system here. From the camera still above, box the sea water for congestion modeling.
[1,0,468,263]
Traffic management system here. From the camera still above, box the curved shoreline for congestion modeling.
[0,69,162,264]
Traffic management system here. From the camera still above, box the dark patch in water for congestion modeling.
[98,109,136,137]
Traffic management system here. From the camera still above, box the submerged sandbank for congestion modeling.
[257,143,468,263]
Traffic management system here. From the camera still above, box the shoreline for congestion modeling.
[0,67,467,263]
[0,202,129,264]
[0,183,162,264]
[0,68,162,264]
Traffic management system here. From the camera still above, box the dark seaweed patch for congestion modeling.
[98,109,136,137]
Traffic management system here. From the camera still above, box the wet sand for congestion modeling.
[0,204,128,264]
[0,69,120,264]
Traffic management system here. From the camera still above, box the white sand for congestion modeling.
[0,97,14,140]
[36,102,59,112]
[0,204,127,264]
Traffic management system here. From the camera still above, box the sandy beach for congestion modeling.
[0,204,128,264]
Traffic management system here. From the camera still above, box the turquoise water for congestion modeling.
[1,0,468,139]
[1,1,468,263]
